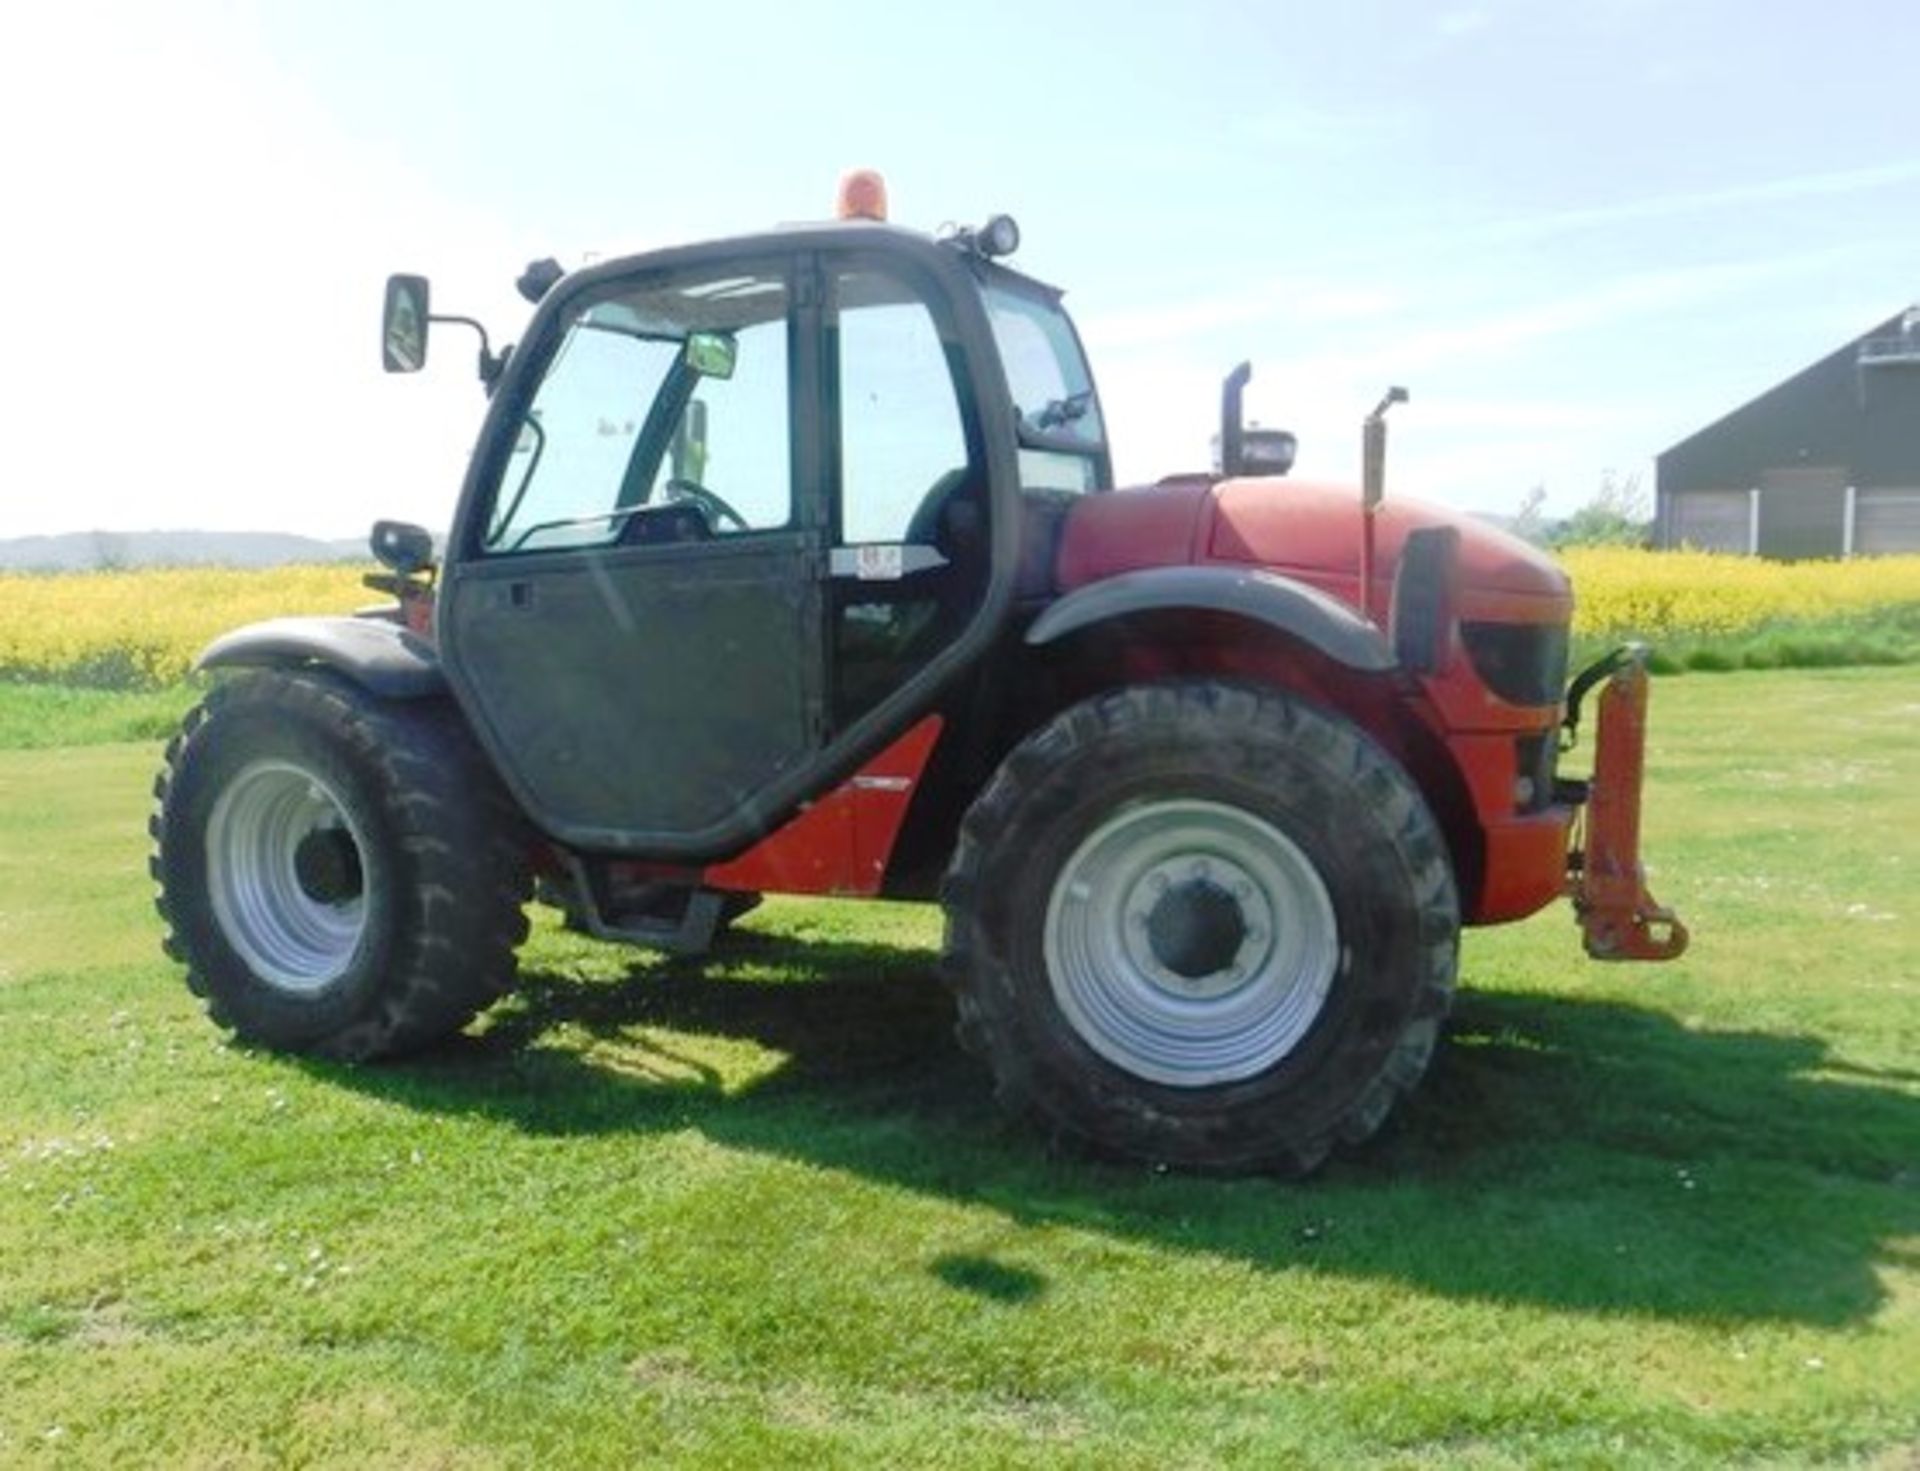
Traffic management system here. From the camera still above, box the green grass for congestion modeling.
[1575,605,1920,677]
[2,668,1917,1466]
[0,680,200,750]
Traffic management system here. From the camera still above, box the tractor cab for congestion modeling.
[382,180,1115,860]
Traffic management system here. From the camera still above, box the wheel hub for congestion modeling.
[293,827,363,906]
[1145,877,1246,981]
[1044,800,1339,1087]
[206,761,370,994]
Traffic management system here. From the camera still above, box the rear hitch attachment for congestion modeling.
[1565,646,1689,962]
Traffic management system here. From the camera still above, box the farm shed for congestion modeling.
[1656,306,1920,558]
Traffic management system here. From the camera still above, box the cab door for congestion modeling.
[438,256,827,856]
[823,256,992,731]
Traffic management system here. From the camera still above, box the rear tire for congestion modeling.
[941,680,1458,1175]
[152,669,531,1059]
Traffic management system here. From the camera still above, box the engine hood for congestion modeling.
[1053,475,1218,590]
[1053,476,1571,623]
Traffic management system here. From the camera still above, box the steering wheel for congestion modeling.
[662,478,749,533]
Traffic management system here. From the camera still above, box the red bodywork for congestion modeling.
[704,717,942,897]
[628,475,1679,952]
[1052,476,1583,926]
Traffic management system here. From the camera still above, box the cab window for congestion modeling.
[835,269,971,545]
[485,267,792,554]
[829,263,985,728]
[983,278,1106,494]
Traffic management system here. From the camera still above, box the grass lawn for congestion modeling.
[0,681,197,753]
[1,667,1916,1467]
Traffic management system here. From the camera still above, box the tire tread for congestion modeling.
[940,679,1459,1176]
[152,669,531,1060]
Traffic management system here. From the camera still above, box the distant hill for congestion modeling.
[0,530,371,572]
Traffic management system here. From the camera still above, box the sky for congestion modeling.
[1,0,1915,541]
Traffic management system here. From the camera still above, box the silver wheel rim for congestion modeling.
[206,760,369,994]
[1043,799,1339,1088]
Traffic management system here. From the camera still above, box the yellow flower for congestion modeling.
[0,565,372,688]
[4,550,1918,690]
[1560,549,1920,641]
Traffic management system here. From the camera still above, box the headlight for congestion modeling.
[1461,622,1571,708]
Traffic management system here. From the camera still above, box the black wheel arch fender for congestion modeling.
[195,616,446,699]
[1024,566,1395,673]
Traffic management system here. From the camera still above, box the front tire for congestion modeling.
[941,681,1458,1175]
[152,669,531,1059]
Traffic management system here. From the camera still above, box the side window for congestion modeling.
[829,266,986,732]
[836,270,971,545]
[485,268,791,554]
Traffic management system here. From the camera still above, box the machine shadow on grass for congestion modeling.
[303,929,1919,1330]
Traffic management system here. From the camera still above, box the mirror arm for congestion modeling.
[429,313,509,390]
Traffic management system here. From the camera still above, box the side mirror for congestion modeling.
[370,519,435,576]
[382,274,431,373]
[683,330,737,381]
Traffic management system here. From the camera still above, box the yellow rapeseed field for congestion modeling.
[1560,547,1920,640]
[0,565,372,687]
[2,550,1918,688]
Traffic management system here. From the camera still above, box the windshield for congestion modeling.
[483,268,791,554]
[981,278,1107,493]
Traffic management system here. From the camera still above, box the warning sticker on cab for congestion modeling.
[854,544,904,581]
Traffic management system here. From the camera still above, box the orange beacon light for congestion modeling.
[837,169,889,222]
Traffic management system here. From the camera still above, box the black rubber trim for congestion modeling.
[1390,526,1459,675]
[1024,565,1394,672]
[195,616,445,699]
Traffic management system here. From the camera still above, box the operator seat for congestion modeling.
[906,467,986,566]
[906,467,1079,601]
